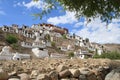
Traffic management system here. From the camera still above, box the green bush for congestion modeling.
[12,43,19,50]
[51,41,56,47]
[62,34,67,39]
[68,52,74,58]
[93,51,120,60]
[6,34,18,44]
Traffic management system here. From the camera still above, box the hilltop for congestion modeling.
[103,44,120,52]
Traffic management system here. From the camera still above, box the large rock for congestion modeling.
[59,69,71,78]
[37,74,49,80]
[79,68,90,75]
[30,70,39,79]
[57,65,68,72]
[8,76,20,80]
[0,68,9,80]
[8,78,20,80]
[69,69,80,78]
[79,74,87,80]
[105,68,120,80]
[87,74,97,80]
[8,71,17,76]
[18,73,30,80]
[48,71,58,80]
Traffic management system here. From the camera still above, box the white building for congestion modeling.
[32,48,49,58]
[97,49,103,55]
[21,32,49,58]
[0,46,30,60]
[74,49,93,59]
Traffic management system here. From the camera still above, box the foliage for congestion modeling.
[88,50,94,53]
[68,52,74,58]
[62,34,67,39]
[11,43,19,50]
[93,51,120,60]
[6,34,18,44]
[51,41,56,47]
[85,38,89,43]
[33,0,120,24]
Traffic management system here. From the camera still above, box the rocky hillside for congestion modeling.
[0,29,33,54]
[0,28,120,57]
[103,44,120,52]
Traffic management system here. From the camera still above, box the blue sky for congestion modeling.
[0,0,120,44]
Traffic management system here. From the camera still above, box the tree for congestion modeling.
[33,0,120,24]
[85,38,89,43]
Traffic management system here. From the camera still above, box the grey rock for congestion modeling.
[48,71,58,80]
[79,68,90,75]
[79,74,87,80]
[105,68,120,80]
[18,73,30,80]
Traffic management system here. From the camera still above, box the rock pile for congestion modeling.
[0,58,119,80]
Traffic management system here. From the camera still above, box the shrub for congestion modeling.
[68,52,74,58]
[6,34,18,44]
[51,41,55,47]
[93,51,120,60]
[62,34,67,39]
[12,43,19,50]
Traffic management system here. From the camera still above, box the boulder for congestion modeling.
[69,69,80,78]
[0,68,9,80]
[105,68,120,80]
[79,68,90,75]
[30,70,39,79]
[87,74,97,80]
[59,69,71,78]
[79,74,87,80]
[37,74,49,80]
[8,78,20,80]
[48,71,58,80]
[8,71,17,76]
[18,73,30,80]
[8,76,20,80]
[56,65,68,72]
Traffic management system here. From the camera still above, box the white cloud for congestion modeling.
[14,2,22,7]
[74,22,84,28]
[0,10,6,15]
[72,18,120,44]
[22,0,47,9]
[47,11,78,25]
[14,0,48,9]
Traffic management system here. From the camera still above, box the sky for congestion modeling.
[0,0,120,44]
